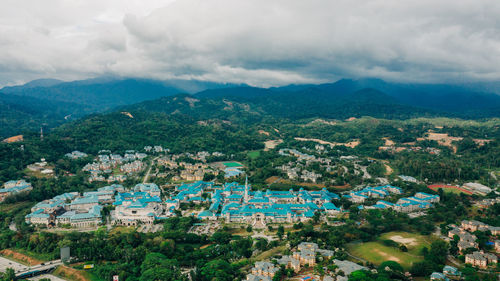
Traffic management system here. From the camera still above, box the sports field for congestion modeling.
[223,162,244,167]
[347,231,434,269]
[428,184,472,195]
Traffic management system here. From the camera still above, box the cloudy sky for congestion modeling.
[1,0,499,87]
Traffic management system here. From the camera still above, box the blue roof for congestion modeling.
[323,202,340,210]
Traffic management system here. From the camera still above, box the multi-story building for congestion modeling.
[465,251,498,269]
[0,180,33,202]
[277,242,333,273]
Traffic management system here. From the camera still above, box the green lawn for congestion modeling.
[223,162,244,167]
[347,231,434,269]
[247,151,261,160]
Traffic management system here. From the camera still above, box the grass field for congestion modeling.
[0,201,32,213]
[347,231,434,269]
[247,151,261,160]
[428,184,472,195]
[109,226,135,235]
[223,162,244,167]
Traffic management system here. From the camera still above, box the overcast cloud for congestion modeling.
[1,0,500,87]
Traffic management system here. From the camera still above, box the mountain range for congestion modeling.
[1,77,500,138]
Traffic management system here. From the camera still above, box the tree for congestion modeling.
[1,268,15,281]
[428,240,449,265]
[277,225,284,240]
[378,261,403,273]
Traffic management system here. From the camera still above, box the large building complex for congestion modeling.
[194,179,341,227]
[0,180,33,202]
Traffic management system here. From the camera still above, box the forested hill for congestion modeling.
[0,93,86,138]
[2,76,500,138]
[123,87,437,122]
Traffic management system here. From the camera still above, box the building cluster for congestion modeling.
[476,197,500,209]
[278,242,334,272]
[448,220,500,268]
[143,145,167,153]
[246,261,278,281]
[345,185,403,203]
[112,183,172,226]
[351,187,440,213]
[430,265,461,281]
[465,251,497,269]
[0,180,33,202]
[25,183,173,228]
[277,148,338,183]
[82,150,147,182]
[157,154,225,182]
[65,151,88,159]
[188,180,341,227]
[246,242,335,281]
[27,158,54,176]
[378,145,441,155]
[25,185,121,228]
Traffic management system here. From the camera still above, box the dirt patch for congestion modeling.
[120,112,133,118]
[473,139,492,146]
[185,97,200,108]
[264,139,283,151]
[389,235,417,246]
[374,249,401,262]
[0,249,43,266]
[294,137,359,148]
[258,130,270,136]
[417,132,463,153]
[265,176,280,184]
[383,138,395,146]
[53,265,90,281]
[384,164,393,175]
[306,119,337,126]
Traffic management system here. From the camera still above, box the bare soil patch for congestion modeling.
[0,249,42,266]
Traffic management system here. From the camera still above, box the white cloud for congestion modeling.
[1,0,500,86]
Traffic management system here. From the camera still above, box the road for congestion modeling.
[0,256,65,280]
[142,157,158,183]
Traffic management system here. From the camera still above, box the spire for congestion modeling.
[244,175,249,203]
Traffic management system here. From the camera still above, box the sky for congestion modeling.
[1,0,500,87]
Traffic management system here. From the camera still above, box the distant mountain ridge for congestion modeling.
[2,76,500,138]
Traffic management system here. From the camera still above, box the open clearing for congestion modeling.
[263,139,283,151]
[347,231,433,269]
[428,184,472,195]
[294,137,359,148]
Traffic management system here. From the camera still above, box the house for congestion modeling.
[65,151,88,159]
[277,242,333,272]
[442,265,461,279]
[0,180,33,202]
[250,261,278,278]
[465,251,498,269]
[430,272,449,281]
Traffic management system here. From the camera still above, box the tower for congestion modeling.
[40,126,44,141]
[244,175,249,203]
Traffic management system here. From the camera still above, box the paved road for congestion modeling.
[16,260,63,276]
[0,256,65,280]
[142,157,158,183]
[0,256,26,272]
